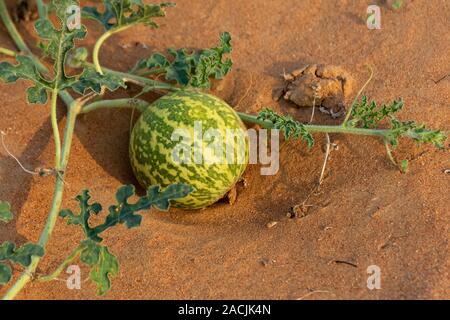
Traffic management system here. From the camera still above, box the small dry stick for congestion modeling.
[236,73,253,108]
[297,290,332,300]
[318,133,331,186]
[1,130,37,175]
[384,141,398,167]
[309,95,317,124]
[1,130,67,182]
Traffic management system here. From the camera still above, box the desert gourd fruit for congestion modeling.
[129,91,249,209]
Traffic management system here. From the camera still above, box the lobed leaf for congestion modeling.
[133,32,233,89]
[350,97,447,149]
[349,96,404,129]
[386,118,447,149]
[59,183,192,295]
[72,67,126,94]
[257,108,314,148]
[79,239,118,296]
[83,0,174,31]
[0,242,44,285]
[0,242,45,266]
[0,0,127,103]
[35,0,87,90]
[60,184,193,242]
[0,55,52,104]
[0,263,12,285]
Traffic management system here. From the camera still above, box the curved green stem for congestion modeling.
[2,101,81,300]
[36,0,47,19]
[82,98,149,114]
[91,25,179,92]
[38,245,83,282]
[238,112,387,137]
[384,140,398,166]
[51,88,62,168]
[84,61,179,91]
[93,26,131,75]
[0,0,79,300]
[0,46,16,57]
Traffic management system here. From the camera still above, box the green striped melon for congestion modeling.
[129,90,249,209]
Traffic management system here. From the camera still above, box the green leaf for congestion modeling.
[349,97,447,149]
[256,108,314,148]
[79,239,101,265]
[83,1,174,31]
[0,1,123,103]
[0,201,13,223]
[8,243,45,266]
[350,96,404,129]
[0,241,44,285]
[0,55,52,104]
[0,263,12,285]
[60,190,103,242]
[386,118,447,149]
[35,1,87,90]
[60,184,193,242]
[133,32,233,89]
[0,242,45,267]
[72,67,126,94]
[83,241,118,296]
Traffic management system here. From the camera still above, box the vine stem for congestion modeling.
[0,0,79,298]
[93,26,131,75]
[2,101,82,300]
[91,24,179,93]
[38,244,84,282]
[79,97,417,141]
[81,98,149,114]
[80,97,389,137]
[384,140,398,166]
[36,0,47,19]
[83,61,178,91]
[237,112,388,137]
[51,88,62,168]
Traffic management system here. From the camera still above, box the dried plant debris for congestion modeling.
[276,64,355,118]
[226,185,238,205]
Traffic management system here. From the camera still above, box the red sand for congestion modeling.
[0,0,449,299]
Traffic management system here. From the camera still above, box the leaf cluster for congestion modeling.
[59,184,193,294]
[256,108,314,148]
[133,32,233,88]
[0,0,125,104]
[349,96,447,148]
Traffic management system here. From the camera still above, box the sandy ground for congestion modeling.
[0,0,449,299]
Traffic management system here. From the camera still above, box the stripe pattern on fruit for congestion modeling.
[129,90,249,209]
